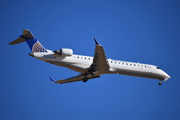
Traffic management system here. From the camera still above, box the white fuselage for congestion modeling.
[9,29,170,85]
[29,52,170,82]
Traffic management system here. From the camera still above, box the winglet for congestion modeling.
[94,38,101,45]
[49,76,55,83]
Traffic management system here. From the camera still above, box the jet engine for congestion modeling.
[54,48,73,56]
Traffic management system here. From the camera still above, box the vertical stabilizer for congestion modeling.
[9,29,47,52]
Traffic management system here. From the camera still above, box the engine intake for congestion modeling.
[54,48,73,56]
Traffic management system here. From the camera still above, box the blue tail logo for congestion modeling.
[26,38,47,52]
[32,41,47,52]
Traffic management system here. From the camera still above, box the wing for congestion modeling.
[50,38,109,84]
[74,38,109,75]
[91,38,110,72]
[50,74,100,84]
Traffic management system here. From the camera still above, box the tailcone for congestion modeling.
[28,52,34,57]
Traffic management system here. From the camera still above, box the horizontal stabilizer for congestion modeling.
[9,29,34,45]
[23,29,34,39]
[9,37,26,45]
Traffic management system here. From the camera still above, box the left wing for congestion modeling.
[50,74,100,84]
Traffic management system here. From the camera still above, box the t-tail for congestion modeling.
[9,29,47,52]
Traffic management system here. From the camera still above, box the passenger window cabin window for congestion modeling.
[77,57,79,58]
[89,58,90,60]
[134,64,136,66]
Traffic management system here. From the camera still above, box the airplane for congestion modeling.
[9,29,170,85]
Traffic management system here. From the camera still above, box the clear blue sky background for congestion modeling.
[1,0,180,120]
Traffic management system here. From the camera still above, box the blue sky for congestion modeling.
[1,0,180,120]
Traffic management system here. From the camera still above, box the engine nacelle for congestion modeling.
[54,48,73,56]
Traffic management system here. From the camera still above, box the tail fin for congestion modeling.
[9,29,47,52]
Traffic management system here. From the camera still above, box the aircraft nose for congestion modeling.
[163,72,170,81]
[167,75,170,79]
[167,74,171,79]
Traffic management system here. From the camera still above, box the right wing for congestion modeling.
[91,38,110,72]
[50,38,109,84]
[80,38,110,75]
[50,74,100,84]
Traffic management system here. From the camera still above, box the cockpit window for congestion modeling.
[156,67,160,69]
